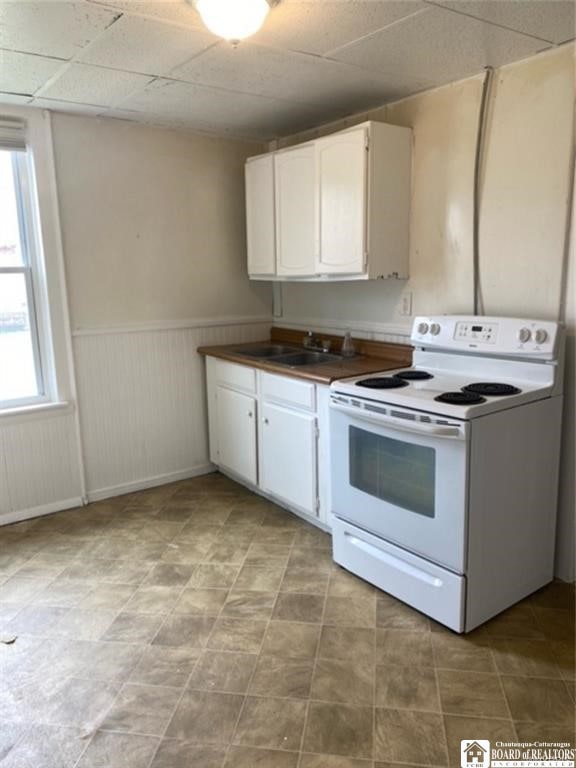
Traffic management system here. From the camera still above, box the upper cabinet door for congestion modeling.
[274,145,316,277]
[316,127,367,275]
[246,154,276,277]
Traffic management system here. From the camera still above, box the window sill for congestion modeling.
[0,400,73,423]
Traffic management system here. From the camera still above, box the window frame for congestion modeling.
[0,149,51,409]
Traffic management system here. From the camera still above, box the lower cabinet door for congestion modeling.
[260,401,317,515]
[216,386,257,485]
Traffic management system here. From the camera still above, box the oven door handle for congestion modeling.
[330,402,466,440]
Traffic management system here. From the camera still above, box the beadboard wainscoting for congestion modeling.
[73,319,271,501]
[0,408,83,525]
[273,317,412,346]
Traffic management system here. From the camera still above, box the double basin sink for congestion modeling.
[232,344,343,367]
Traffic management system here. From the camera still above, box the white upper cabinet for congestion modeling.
[316,127,367,275]
[245,121,412,282]
[274,143,316,277]
[245,154,276,276]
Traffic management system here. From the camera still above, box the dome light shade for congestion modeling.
[196,0,270,41]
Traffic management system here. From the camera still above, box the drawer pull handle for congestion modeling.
[347,534,443,588]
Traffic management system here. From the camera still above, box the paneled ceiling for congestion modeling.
[0,0,573,140]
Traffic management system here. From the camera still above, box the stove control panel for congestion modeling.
[411,316,561,359]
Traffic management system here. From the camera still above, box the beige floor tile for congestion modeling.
[173,588,229,616]
[319,626,375,662]
[481,604,545,640]
[124,586,183,614]
[300,757,372,768]
[431,631,496,673]
[376,629,433,667]
[328,569,378,598]
[437,669,508,717]
[249,655,314,699]
[551,641,576,681]
[501,675,574,724]
[224,745,299,767]
[376,664,440,711]
[101,683,181,735]
[101,612,164,644]
[288,548,335,573]
[245,544,292,566]
[152,615,216,648]
[376,595,430,631]
[85,641,144,682]
[234,564,285,591]
[529,580,575,612]
[189,564,240,588]
[514,720,576,743]
[150,740,226,768]
[142,563,196,587]
[324,596,376,628]
[77,731,160,768]
[190,650,258,693]
[490,638,562,677]
[312,658,374,706]
[374,708,448,764]
[233,696,307,751]
[79,583,137,610]
[532,607,575,642]
[5,604,69,635]
[273,593,326,623]
[303,702,373,759]
[207,617,268,653]
[280,567,330,595]
[127,646,201,687]
[261,620,321,658]
[443,715,517,765]
[0,723,86,768]
[221,590,276,620]
[166,689,244,743]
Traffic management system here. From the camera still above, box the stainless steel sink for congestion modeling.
[233,345,301,358]
[271,351,342,366]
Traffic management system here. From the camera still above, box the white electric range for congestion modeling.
[329,315,565,632]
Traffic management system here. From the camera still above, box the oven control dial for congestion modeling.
[417,322,429,335]
[430,323,441,336]
[517,327,531,343]
[534,328,548,344]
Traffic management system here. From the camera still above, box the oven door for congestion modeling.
[330,398,469,573]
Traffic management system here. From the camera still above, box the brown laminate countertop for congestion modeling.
[198,330,413,385]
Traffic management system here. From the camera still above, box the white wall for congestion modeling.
[275,44,576,580]
[51,115,271,330]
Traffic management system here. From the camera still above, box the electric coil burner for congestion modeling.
[356,377,408,389]
[394,370,434,381]
[435,391,486,405]
[463,382,522,396]
[329,315,564,634]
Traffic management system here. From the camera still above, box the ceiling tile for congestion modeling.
[331,6,552,89]
[87,0,204,29]
[0,1,120,60]
[0,92,33,105]
[30,97,105,115]
[255,0,425,55]
[36,62,154,107]
[428,0,575,44]
[170,43,414,111]
[78,14,215,75]
[117,77,334,139]
[0,49,66,95]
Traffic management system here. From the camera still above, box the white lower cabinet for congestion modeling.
[260,401,317,516]
[216,386,257,485]
[205,357,330,527]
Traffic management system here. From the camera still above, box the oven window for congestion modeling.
[349,426,436,518]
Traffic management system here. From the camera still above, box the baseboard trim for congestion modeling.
[86,464,217,502]
[0,497,84,526]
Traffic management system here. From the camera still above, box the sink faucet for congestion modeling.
[303,331,332,353]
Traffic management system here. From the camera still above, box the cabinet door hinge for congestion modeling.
[315,425,320,440]
[315,497,321,513]
[365,134,370,150]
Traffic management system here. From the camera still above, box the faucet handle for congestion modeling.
[303,331,314,348]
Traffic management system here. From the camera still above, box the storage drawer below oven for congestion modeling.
[332,518,465,632]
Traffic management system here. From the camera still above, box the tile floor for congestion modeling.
[0,472,574,768]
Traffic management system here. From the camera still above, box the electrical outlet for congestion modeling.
[400,292,413,316]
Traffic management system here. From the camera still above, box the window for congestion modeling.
[0,120,48,408]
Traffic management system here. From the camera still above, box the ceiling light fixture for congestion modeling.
[195,0,272,42]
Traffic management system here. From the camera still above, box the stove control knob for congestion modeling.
[417,322,429,335]
[430,323,441,336]
[534,328,548,344]
[517,327,531,343]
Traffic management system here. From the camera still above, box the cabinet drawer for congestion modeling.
[260,372,315,410]
[212,359,256,394]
